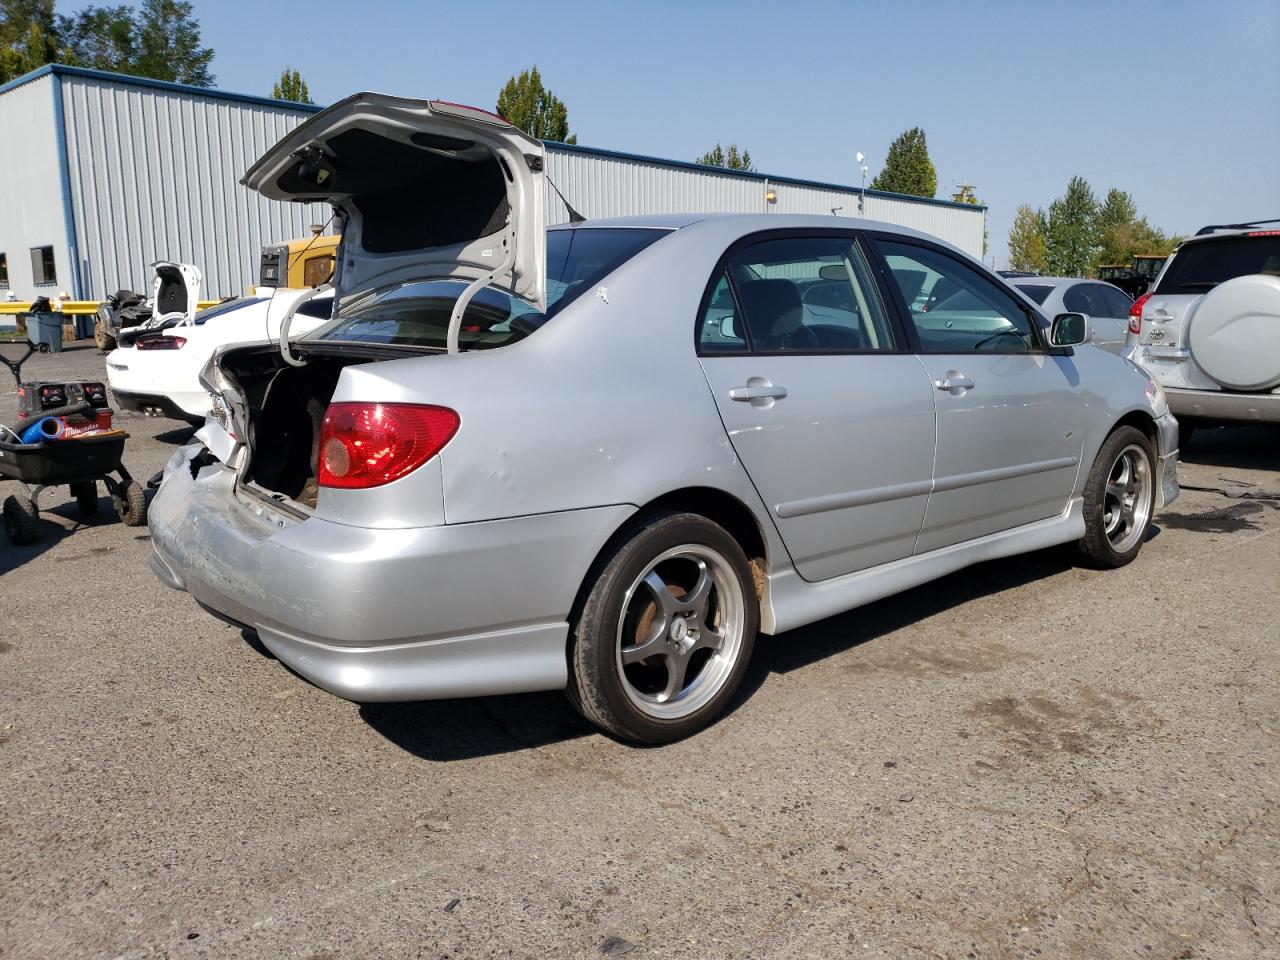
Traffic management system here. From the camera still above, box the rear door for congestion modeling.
[241,93,547,311]
[870,236,1084,553]
[697,232,937,582]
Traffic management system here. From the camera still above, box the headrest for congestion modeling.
[738,279,803,339]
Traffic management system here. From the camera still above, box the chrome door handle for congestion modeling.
[934,373,975,393]
[729,384,788,402]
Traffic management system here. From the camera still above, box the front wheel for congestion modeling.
[3,494,40,545]
[1077,426,1156,568]
[568,511,759,744]
[114,480,147,526]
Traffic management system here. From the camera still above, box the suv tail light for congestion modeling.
[136,335,187,350]
[318,402,460,489]
[1128,293,1152,335]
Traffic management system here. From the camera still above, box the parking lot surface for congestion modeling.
[2,345,1277,959]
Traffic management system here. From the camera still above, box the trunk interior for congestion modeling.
[222,349,388,508]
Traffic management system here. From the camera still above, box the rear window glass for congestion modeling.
[1155,236,1280,294]
[308,228,667,349]
[1015,284,1053,305]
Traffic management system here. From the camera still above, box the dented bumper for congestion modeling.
[148,447,632,702]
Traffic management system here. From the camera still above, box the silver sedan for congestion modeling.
[148,93,1179,743]
[1012,276,1135,354]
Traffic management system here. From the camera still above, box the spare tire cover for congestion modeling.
[1187,274,1280,391]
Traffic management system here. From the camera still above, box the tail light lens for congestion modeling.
[318,402,460,489]
[136,335,186,350]
[1128,293,1152,335]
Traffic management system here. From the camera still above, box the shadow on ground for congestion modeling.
[1180,423,1279,472]
[361,545,1079,763]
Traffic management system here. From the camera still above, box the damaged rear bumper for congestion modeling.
[1154,412,1180,509]
[148,447,633,702]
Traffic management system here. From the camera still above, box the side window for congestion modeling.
[698,272,748,352]
[1062,284,1090,314]
[1098,284,1133,318]
[0,252,8,288]
[874,239,1038,353]
[700,235,897,354]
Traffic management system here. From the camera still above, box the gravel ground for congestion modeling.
[1,343,1277,960]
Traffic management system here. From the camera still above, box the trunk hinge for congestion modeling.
[278,283,335,367]
[446,239,516,354]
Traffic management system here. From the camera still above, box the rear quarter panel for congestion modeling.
[329,225,784,553]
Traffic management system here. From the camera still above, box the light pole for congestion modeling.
[857,152,869,215]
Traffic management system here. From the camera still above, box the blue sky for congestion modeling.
[66,0,1280,265]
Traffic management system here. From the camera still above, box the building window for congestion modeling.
[30,245,57,286]
[0,253,8,289]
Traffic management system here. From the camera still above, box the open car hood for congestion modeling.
[241,93,547,311]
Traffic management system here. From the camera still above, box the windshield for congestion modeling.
[307,227,668,349]
[1155,236,1280,294]
[1015,284,1053,305]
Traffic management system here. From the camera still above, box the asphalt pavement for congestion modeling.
[1,343,1276,959]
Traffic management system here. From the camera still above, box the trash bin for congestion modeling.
[72,312,94,341]
[25,311,63,353]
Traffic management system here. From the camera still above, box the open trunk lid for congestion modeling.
[241,93,547,311]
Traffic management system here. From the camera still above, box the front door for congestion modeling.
[697,233,936,582]
[871,237,1084,553]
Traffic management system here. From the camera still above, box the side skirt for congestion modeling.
[760,498,1085,635]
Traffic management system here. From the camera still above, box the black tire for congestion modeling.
[72,481,99,518]
[114,480,147,526]
[567,511,759,744]
[1077,426,1156,569]
[3,494,40,545]
[94,317,117,352]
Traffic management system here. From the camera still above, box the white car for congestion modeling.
[106,288,334,423]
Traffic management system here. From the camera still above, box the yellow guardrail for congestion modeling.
[0,300,221,316]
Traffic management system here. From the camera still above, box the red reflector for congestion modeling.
[317,402,460,489]
[136,336,186,350]
[1128,292,1152,335]
[1247,230,1280,237]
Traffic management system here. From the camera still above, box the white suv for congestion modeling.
[1126,222,1280,442]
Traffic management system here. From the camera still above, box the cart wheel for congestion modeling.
[3,494,40,545]
[115,480,147,526]
[94,319,117,352]
[72,481,99,518]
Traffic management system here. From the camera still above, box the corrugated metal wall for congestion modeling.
[0,73,72,301]
[545,146,986,258]
[60,74,329,299]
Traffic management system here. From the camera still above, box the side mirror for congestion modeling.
[1050,312,1089,347]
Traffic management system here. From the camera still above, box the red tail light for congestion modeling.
[318,402,460,489]
[1128,293,1152,335]
[136,335,187,350]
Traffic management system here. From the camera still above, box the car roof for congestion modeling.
[552,212,947,248]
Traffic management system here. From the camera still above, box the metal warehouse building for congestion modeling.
[0,64,986,302]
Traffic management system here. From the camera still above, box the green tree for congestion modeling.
[1045,176,1100,276]
[56,4,133,73]
[272,65,311,103]
[870,127,937,198]
[0,0,72,82]
[696,142,753,171]
[130,0,212,85]
[1097,217,1179,268]
[1007,203,1048,273]
[1096,188,1137,233]
[496,65,576,143]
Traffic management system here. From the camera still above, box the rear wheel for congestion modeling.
[114,481,147,526]
[94,317,116,352]
[3,494,40,545]
[568,511,758,743]
[1077,426,1155,568]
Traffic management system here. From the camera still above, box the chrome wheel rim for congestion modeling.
[615,545,746,721]
[1103,443,1153,552]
